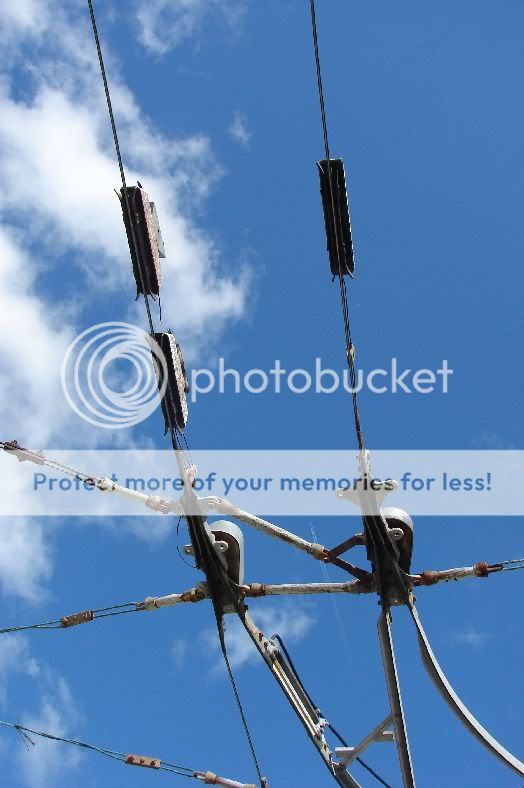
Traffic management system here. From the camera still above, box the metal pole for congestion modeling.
[377,609,416,788]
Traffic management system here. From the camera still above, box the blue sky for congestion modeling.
[0,1,522,787]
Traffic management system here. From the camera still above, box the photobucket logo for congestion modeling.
[61,322,166,429]
[189,358,454,402]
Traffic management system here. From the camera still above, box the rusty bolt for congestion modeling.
[418,571,438,586]
[474,561,489,577]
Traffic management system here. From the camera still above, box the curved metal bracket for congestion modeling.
[409,604,524,779]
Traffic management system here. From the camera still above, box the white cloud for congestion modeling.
[0,638,40,705]
[16,673,83,788]
[0,55,248,355]
[454,626,489,649]
[135,0,247,56]
[205,604,316,671]
[228,111,251,148]
[0,0,250,365]
[0,1,50,45]
[0,519,52,604]
[0,640,83,788]
[0,228,75,446]
[0,1,253,599]
[172,638,188,669]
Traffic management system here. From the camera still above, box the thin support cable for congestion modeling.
[219,624,264,786]
[0,602,140,635]
[189,510,265,785]
[0,720,195,778]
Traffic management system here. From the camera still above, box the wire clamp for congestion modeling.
[125,753,161,769]
[60,610,94,628]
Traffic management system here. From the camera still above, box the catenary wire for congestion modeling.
[309,0,364,451]
[87,5,265,780]
[89,3,188,471]
[87,0,155,336]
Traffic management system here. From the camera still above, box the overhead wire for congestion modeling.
[0,719,195,779]
[0,602,140,635]
[88,1,192,482]
[500,558,524,572]
[87,4,267,781]
[308,1,412,609]
[86,2,187,470]
[183,500,265,785]
[87,0,155,337]
[310,523,354,661]
[309,0,364,452]
[308,16,415,721]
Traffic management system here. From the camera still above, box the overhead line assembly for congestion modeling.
[2,439,524,786]
[1,1,522,786]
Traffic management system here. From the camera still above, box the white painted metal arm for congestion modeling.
[97,477,184,515]
[141,580,372,611]
[202,497,325,559]
[335,716,393,766]
[247,581,370,597]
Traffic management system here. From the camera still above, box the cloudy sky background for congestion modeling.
[0,1,522,786]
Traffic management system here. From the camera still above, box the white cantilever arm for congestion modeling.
[201,497,325,559]
[97,477,184,515]
[141,580,371,611]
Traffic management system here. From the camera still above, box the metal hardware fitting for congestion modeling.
[60,610,94,628]
[125,754,161,769]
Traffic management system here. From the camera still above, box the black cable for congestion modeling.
[87,0,190,484]
[309,0,364,451]
[89,1,189,480]
[271,634,318,711]
[180,430,194,469]
[271,634,392,788]
[87,0,155,335]
[218,621,264,786]
[309,1,411,611]
[185,505,265,785]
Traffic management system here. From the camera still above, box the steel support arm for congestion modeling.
[202,497,326,559]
